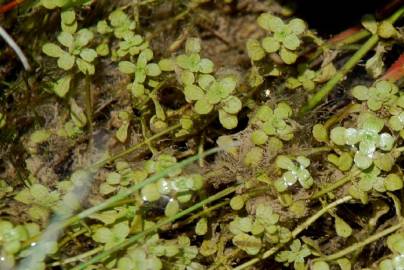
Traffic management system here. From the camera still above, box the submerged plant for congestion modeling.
[330,112,395,170]
[248,13,307,64]
[274,155,314,192]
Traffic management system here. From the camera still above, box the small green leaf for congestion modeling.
[53,75,72,98]
[61,10,76,25]
[275,155,295,170]
[312,261,329,270]
[283,34,300,50]
[232,233,262,255]
[246,39,265,61]
[184,85,204,101]
[378,21,397,39]
[261,36,280,53]
[76,58,95,75]
[146,63,161,77]
[222,96,242,114]
[279,47,297,64]
[288,18,306,35]
[230,195,245,210]
[158,58,175,71]
[361,14,377,34]
[80,48,97,62]
[330,127,346,145]
[198,58,214,74]
[335,216,352,238]
[195,218,208,236]
[219,110,238,129]
[57,52,75,70]
[194,98,213,115]
[141,183,161,202]
[164,199,180,217]
[42,43,65,58]
[251,130,268,145]
[312,124,328,142]
[57,32,74,48]
[384,174,403,191]
[351,85,369,100]
[116,122,129,143]
[75,29,94,48]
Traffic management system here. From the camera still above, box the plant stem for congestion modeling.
[233,196,352,270]
[299,6,404,115]
[300,34,379,115]
[310,168,361,199]
[294,146,331,156]
[318,220,404,262]
[50,246,103,267]
[92,123,180,168]
[63,147,219,229]
[71,185,238,270]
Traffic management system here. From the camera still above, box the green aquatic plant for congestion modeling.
[15,184,60,221]
[274,155,314,192]
[252,102,295,142]
[42,10,98,97]
[0,221,40,255]
[42,12,97,75]
[249,13,307,64]
[330,112,395,170]
[286,69,317,91]
[275,239,311,269]
[175,38,214,74]
[351,80,399,111]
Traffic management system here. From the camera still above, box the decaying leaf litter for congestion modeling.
[0,0,404,269]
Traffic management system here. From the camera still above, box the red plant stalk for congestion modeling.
[382,53,404,82]
[0,0,24,14]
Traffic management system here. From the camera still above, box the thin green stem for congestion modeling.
[65,147,219,229]
[50,246,103,267]
[310,168,361,199]
[300,34,379,115]
[92,123,180,169]
[335,29,370,47]
[233,196,352,270]
[299,6,404,115]
[294,146,331,156]
[72,185,238,270]
[318,220,404,262]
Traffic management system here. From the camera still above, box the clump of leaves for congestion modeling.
[119,48,162,100]
[229,204,291,255]
[42,10,98,97]
[351,80,399,111]
[286,69,317,91]
[275,239,311,269]
[330,112,396,170]
[0,220,40,256]
[115,233,199,270]
[15,183,61,222]
[171,38,241,129]
[100,161,137,195]
[361,14,400,39]
[175,37,214,74]
[92,221,130,249]
[124,154,205,216]
[378,232,404,269]
[274,155,314,192]
[248,13,307,64]
[252,102,295,143]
